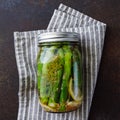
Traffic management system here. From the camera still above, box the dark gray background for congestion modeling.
[0,0,120,120]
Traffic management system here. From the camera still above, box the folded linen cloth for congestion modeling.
[14,3,106,120]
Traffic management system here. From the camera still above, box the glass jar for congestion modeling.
[37,32,83,112]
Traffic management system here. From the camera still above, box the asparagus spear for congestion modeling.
[40,46,57,104]
[48,48,64,108]
[69,48,83,102]
[37,47,46,95]
[74,47,83,91]
[59,45,72,111]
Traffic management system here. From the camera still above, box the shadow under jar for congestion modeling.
[37,32,83,113]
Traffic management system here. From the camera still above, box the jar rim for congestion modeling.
[38,32,80,43]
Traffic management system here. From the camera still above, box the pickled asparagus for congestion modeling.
[40,46,57,104]
[69,48,83,102]
[48,48,64,108]
[37,43,83,112]
[37,47,45,94]
[59,45,72,111]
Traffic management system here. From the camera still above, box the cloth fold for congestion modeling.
[14,3,106,120]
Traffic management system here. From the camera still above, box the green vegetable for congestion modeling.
[74,47,83,91]
[48,48,64,108]
[59,45,72,111]
[37,47,46,95]
[37,43,83,112]
[40,46,57,104]
[70,48,82,101]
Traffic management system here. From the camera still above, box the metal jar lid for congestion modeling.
[38,32,80,43]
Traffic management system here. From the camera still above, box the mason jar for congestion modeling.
[37,32,83,112]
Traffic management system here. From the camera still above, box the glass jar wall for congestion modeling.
[37,32,83,112]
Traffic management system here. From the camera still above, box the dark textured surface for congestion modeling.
[0,0,120,120]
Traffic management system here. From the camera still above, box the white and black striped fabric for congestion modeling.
[14,3,106,120]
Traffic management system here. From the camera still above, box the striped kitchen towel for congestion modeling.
[14,3,106,120]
